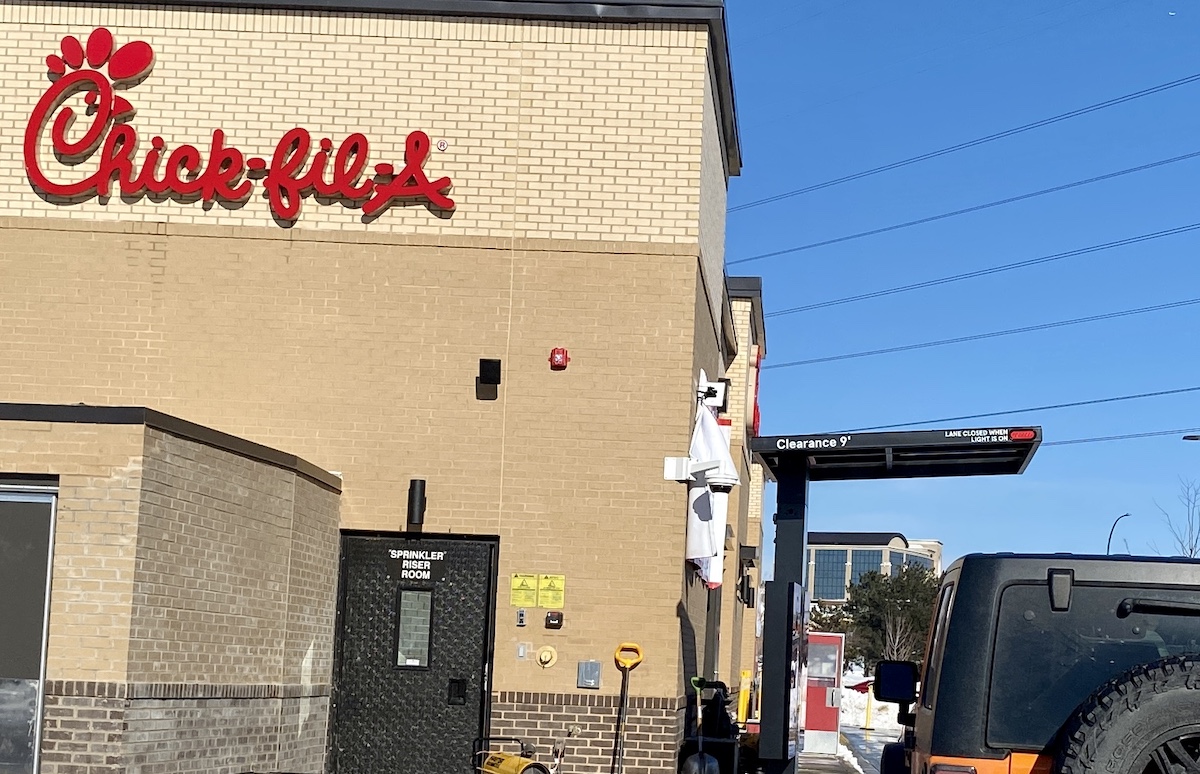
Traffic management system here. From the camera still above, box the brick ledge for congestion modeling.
[45,681,330,700]
[493,691,686,710]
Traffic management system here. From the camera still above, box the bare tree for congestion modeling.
[1154,478,1200,558]
[883,610,920,662]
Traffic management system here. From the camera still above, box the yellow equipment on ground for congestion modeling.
[479,750,550,774]
[476,725,581,774]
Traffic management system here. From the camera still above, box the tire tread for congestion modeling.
[1056,655,1200,774]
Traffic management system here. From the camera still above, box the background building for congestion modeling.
[0,2,762,773]
[806,532,943,603]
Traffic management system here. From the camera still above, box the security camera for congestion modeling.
[706,472,738,493]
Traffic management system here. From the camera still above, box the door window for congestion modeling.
[920,582,956,709]
[395,589,433,668]
[808,642,840,687]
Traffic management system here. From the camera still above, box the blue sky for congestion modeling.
[723,0,1200,572]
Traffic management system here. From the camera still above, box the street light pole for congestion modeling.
[1107,513,1131,555]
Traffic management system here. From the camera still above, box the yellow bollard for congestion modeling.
[864,685,874,731]
[737,670,752,723]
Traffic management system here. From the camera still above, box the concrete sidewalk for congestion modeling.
[795,752,859,774]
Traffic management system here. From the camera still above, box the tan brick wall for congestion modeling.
[698,69,729,337]
[12,422,339,774]
[0,423,340,686]
[741,463,764,696]
[0,218,711,698]
[128,429,339,686]
[2,4,709,245]
[285,470,342,690]
[0,421,144,682]
[726,302,754,448]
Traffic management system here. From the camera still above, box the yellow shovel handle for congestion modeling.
[615,643,644,671]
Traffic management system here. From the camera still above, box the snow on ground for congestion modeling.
[840,668,903,731]
[838,742,865,774]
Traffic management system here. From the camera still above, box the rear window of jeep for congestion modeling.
[987,583,1200,749]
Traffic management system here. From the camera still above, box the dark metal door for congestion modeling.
[331,532,498,774]
[0,491,55,774]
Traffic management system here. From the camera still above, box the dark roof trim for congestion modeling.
[0,403,342,493]
[809,531,909,549]
[727,275,765,357]
[110,0,742,175]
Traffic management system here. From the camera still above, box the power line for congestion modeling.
[766,222,1200,318]
[728,149,1200,267]
[832,386,1200,433]
[729,70,1200,214]
[765,297,1200,371]
[1044,427,1200,447]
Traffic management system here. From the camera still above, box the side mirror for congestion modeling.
[873,660,920,704]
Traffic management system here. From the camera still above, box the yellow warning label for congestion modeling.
[510,574,538,607]
[537,574,565,609]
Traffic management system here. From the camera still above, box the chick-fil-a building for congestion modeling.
[0,2,768,774]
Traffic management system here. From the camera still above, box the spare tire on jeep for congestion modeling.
[1056,655,1200,774]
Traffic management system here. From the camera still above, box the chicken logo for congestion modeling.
[25,28,454,223]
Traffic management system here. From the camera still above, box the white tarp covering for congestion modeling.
[684,396,740,588]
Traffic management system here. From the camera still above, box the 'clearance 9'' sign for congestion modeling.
[24,28,455,224]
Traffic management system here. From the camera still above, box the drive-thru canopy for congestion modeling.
[749,426,1042,772]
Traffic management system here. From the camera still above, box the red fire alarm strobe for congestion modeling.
[549,348,570,370]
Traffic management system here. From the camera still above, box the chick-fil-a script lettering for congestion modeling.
[24,28,454,223]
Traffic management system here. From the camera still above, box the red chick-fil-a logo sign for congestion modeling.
[24,28,455,223]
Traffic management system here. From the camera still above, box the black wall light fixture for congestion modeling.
[477,358,501,401]
[407,478,426,532]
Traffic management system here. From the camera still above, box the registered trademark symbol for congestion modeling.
[436,140,448,151]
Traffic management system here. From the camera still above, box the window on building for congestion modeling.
[908,554,933,570]
[395,589,433,668]
[850,550,883,585]
[891,551,933,575]
[813,549,847,601]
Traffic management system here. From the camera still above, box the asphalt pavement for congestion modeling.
[840,727,899,773]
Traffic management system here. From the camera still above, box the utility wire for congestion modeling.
[766,222,1200,318]
[729,71,1200,214]
[832,386,1200,433]
[1044,427,1200,446]
[729,149,1200,267]
[765,297,1200,371]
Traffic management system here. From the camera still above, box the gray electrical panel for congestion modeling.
[577,660,601,689]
